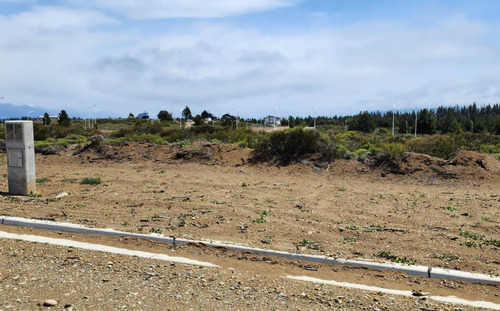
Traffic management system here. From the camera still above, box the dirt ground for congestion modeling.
[0,142,499,309]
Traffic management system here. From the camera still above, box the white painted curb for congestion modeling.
[0,230,218,267]
[1,216,499,285]
[287,275,500,310]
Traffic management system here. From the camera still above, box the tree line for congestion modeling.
[286,103,500,135]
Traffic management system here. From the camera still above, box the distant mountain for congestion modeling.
[0,103,56,119]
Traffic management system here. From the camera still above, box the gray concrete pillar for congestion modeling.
[5,121,36,195]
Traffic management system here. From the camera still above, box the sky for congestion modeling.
[1,0,500,119]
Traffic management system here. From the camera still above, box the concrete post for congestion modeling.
[5,121,36,195]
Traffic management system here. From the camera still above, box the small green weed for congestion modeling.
[377,251,416,265]
[433,254,460,262]
[445,205,458,212]
[180,213,196,219]
[460,230,483,240]
[484,239,500,247]
[36,177,50,183]
[461,241,481,248]
[341,236,358,243]
[252,211,271,223]
[149,228,162,234]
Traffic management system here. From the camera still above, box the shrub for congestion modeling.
[379,142,406,158]
[254,128,320,164]
[80,177,102,186]
[354,148,370,159]
[405,135,458,159]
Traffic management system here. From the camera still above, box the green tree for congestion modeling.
[493,116,500,135]
[416,109,436,134]
[182,106,192,121]
[350,111,376,133]
[288,116,296,128]
[43,112,51,125]
[437,109,461,134]
[58,110,71,127]
[193,114,204,126]
[157,110,173,121]
[128,113,134,119]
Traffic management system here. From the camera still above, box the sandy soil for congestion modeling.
[0,142,499,309]
[0,226,497,310]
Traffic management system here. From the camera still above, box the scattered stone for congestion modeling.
[43,299,58,307]
[411,290,429,297]
[55,192,69,199]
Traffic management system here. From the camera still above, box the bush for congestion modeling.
[254,128,320,164]
[405,135,458,159]
[380,142,406,158]
[354,148,370,160]
[80,177,102,186]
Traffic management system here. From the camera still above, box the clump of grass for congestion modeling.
[484,239,500,247]
[36,177,50,183]
[241,182,247,187]
[377,251,416,265]
[460,230,483,240]
[296,239,311,246]
[80,177,102,186]
[432,254,460,262]
[340,236,358,243]
[149,228,162,234]
[461,241,481,248]
[295,239,322,250]
[444,205,458,212]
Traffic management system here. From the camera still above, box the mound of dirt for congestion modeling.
[365,151,499,181]
[70,139,499,181]
[73,135,118,160]
[169,141,251,166]
[75,140,252,166]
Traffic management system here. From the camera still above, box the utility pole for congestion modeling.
[312,107,316,130]
[414,110,418,137]
[392,102,396,136]
[274,105,280,128]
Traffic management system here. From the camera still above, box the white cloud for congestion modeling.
[0,4,499,118]
[80,0,301,19]
[0,6,116,31]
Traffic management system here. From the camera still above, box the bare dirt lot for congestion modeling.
[0,142,499,310]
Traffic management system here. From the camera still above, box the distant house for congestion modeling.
[201,110,215,122]
[221,113,235,122]
[136,112,149,119]
[38,115,59,124]
[264,115,281,127]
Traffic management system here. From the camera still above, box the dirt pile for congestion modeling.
[169,141,251,166]
[75,140,253,166]
[73,135,118,160]
[364,150,499,181]
[51,139,500,181]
